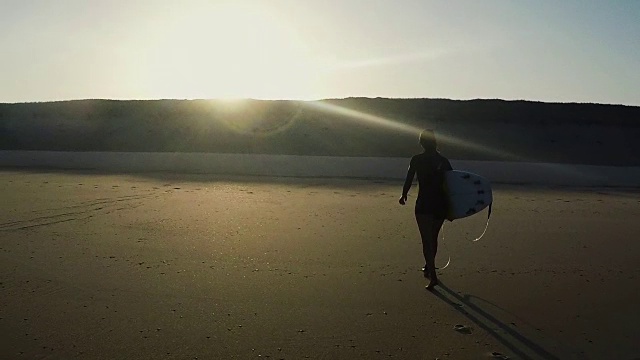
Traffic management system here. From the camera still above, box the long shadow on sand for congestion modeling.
[432,283,565,360]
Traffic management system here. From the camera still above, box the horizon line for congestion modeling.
[1,96,638,108]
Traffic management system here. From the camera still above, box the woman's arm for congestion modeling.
[399,160,416,205]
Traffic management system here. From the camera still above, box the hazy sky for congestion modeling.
[2,0,639,105]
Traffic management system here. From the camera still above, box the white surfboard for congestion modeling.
[444,170,492,221]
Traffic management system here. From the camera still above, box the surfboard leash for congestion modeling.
[439,223,452,270]
[472,202,492,242]
[438,202,492,270]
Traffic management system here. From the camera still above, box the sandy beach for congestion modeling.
[1,170,639,360]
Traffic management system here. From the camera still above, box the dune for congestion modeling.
[2,98,640,165]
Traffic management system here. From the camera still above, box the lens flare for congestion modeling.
[214,99,302,137]
[302,100,525,161]
[303,100,423,135]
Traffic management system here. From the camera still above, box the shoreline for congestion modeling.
[3,150,640,187]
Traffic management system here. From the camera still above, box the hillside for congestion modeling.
[1,98,639,165]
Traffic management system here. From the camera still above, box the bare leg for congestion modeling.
[415,213,438,288]
[417,218,430,271]
[431,217,445,259]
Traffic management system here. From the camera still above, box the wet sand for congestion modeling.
[1,170,639,359]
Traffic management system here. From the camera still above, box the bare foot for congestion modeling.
[425,279,439,290]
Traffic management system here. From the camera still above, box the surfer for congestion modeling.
[399,129,452,290]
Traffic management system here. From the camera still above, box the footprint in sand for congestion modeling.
[491,351,509,359]
[454,324,472,334]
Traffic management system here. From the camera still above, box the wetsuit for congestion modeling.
[403,151,452,218]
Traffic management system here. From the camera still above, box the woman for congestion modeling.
[399,129,452,289]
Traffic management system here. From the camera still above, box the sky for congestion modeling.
[1,0,639,105]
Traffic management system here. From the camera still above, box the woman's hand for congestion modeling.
[399,194,407,205]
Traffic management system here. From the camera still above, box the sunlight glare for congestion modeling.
[142,2,319,99]
[304,101,525,160]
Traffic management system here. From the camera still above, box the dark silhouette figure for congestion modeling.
[399,129,452,289]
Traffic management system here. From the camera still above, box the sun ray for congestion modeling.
[302,100,526,161]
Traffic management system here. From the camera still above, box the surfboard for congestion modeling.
[444,170,492,221]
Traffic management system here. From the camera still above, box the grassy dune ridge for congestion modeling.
[1,98,639,165]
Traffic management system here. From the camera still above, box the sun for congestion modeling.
[140,2,319,100]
